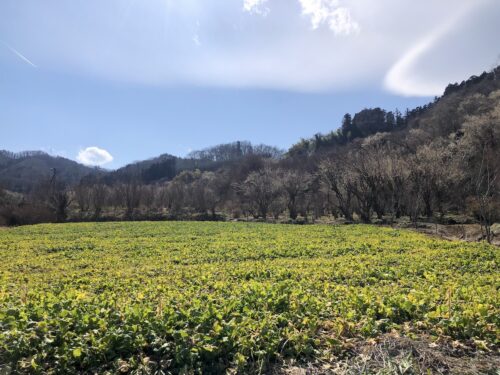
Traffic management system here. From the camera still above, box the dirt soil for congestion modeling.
[275,334,500,374]
[403,223,500,246]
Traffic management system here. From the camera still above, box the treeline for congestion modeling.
[0,150,47,160]
[288,101,442,156]
[98,141,284,186]
[0,150,98,193]
[187,141,284,162]
[1,69,499,242]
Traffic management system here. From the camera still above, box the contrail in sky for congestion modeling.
[1,40,37,68]
[384,0,486,96]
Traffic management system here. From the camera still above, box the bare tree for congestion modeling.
[235,166,281,219]
[141,185,157,212]
[117,181,142,218]
[473,149,498,242]
[460,110,500,243]
[280,169,310,219]
[90,184,108,219]
[164,181,185,216]
[0,186,6,206]
[74,184,91,212]
[269,196,286,220]
[40,169,72,222]
[383,152,410,221]
[319,156,354,221]
[200,172,226,218]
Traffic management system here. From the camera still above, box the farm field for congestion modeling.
[0,222,498,374]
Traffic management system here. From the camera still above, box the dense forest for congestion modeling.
[1,67,499,242]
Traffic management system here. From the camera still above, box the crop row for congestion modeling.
[0,222,498,373]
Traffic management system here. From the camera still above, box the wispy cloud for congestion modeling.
[192,20,201,46]
[384,1,487,96]
[298,0,359,35]
[192,34,201,46]
[243,0,270,16]
[1,0,497,94]
[1,40,37,68]
[77,147,113,166]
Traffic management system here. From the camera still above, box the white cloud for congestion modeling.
[384,33,445,97]
[384,0,489,96]
[243,0,270,16]
[77,147,113,166]
[192,34,201,46]
[298,0,359,35]
[1,0,498,95]
[192,20,202,46]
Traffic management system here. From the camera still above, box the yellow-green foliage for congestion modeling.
[0,222,498,373]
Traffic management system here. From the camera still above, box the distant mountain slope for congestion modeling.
[0,151,101,193]
[288,66,500,156]
[102,153,180,184]
[103,141,283,184]
[0,142,283,192]
[3,66,498,192]
[406,67,500,137]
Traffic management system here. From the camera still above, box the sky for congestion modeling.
[1,0,499,169]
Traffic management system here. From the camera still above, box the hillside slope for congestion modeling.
[0,151,100,193]
[3,66,499,191]
[288,66,500,156]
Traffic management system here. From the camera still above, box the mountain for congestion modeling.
[288,66,500,156]
[102,141,284,185]
[0,151,101,193]
[405,68,500,137]
[3,66,499,193]
[0,142,283,192]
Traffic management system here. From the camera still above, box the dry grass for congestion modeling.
[406,223,500,246]
[275,334,500,375]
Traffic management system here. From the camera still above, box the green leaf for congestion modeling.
[72,348,82,358]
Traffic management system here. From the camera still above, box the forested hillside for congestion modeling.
[0,151,99,193]
[100,142,284,185]
[1,67,499,242]
[288,67,500,156]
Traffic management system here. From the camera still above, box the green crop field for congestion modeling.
[0,222,498,373]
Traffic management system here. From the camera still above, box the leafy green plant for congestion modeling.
[0,222,498,373]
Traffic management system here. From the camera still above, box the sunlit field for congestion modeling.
[0,222,498,373]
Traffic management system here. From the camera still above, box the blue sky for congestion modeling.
[1,0,499,169]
